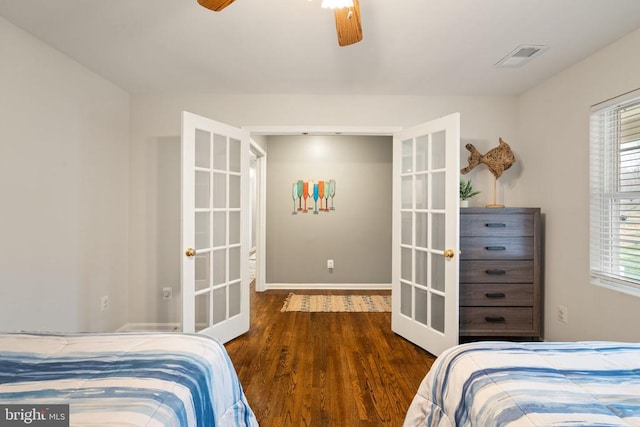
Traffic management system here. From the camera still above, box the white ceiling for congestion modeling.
[1,0,640,96]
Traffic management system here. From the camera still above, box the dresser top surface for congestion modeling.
[460,207,540,214]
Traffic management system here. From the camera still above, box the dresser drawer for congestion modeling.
[459,261,533,283]
[459,307,534,334]
[459,283,533,307]
[460,237,533,260]
[460,214,533,237]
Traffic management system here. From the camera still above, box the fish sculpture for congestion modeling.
[461,138,515,178]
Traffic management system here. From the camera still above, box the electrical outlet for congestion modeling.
[101,296,109,312]
[327,259,334,269]
[557,305,568,324]
[162,287,173,300]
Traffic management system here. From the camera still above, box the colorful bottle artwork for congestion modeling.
[296,180,303,212]
[328,179,336,210]
[318,181,325,211]
[291,179,336,216]
[313,183,319,215]
[302,181,309,213]
[292,182,298,215]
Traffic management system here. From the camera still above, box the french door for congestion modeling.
[181,111,250,343]
[391,113,460,356]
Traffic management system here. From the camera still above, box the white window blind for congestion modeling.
[590,89,640,295]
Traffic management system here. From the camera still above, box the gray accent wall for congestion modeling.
[266,135,392,285]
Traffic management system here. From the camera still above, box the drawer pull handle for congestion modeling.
[485,292,506,299]
[485,246,506,251]
[485,223,506,228]
[485,316,506,323]
[485,269,506,275]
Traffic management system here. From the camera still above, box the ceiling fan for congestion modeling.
[197,0,363,46]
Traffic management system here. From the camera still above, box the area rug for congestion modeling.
[280,293,391,313]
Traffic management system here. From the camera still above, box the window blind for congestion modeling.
[590,90,640,294]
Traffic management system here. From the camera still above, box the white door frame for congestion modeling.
[245,126,401,136]
[244,126,402,291]
[250,139,267,292]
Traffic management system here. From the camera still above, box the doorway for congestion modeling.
[249,138,266,292]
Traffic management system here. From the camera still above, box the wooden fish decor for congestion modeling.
[461,138,515,178]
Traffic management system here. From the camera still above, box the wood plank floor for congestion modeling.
[225,287,436,426]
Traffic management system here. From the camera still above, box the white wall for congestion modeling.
[129,93,517,323]
[0,17,130,333]
[516,28,640,341]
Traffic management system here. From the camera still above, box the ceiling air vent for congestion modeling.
[496,45,548,68]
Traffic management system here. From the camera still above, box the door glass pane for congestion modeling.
[401,212,412,245]
[213,249,226,285]
[229,138,241,173]
[195,292,210,333]
[415,287,429,326]
[432,130,446,169]
[416,174,428,210]
[212,286,226,325]
[229,175,241,209]
[401,176,413,209]
[431,172,445,210]
[400,282,412,317]
[229,246,240,281]
[431,253,445,292]
[195,129,211,169]
[195,171,210,209]
[431,213,445,250]
[402,139,413,173]
[213,212,226,247]
[214,134,227,170]
[415,213,428,248]
[213,172,227,208]
[415,135,429,172]
[229,211,240,245]
[401,247,412,281]
[415,249,428,286]
[229,281,241,317]
[195,212,210,249]
[195,252,210,292]
[431,293,445,333]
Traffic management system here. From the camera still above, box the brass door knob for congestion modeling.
[443,249,455,259]
[185,247,196,257]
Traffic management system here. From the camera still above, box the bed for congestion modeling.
[404,341,640,426]
[0,332,258,426]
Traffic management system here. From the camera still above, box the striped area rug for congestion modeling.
[280,293,391,313]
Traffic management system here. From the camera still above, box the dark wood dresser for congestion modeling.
[459,207,542,339]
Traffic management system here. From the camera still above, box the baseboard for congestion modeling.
[116,322,181,332]
[265,283,392,291]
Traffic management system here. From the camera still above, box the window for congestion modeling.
[590,89,640,296]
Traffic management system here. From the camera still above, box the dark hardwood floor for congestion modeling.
[225,286,436,427]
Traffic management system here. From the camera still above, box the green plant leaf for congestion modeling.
[459,179,480,200]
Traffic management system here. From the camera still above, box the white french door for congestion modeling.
[392,113,460,357]
[181,111,250,343]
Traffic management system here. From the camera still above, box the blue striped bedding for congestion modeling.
[404,341,640,426]
[0,333,258,426]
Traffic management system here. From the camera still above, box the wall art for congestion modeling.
[292,179,335,215]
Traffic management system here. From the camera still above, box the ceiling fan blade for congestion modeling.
[333,0,363,46]
[197,0,236,12]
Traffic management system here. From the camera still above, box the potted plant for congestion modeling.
[460,179,480,207]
